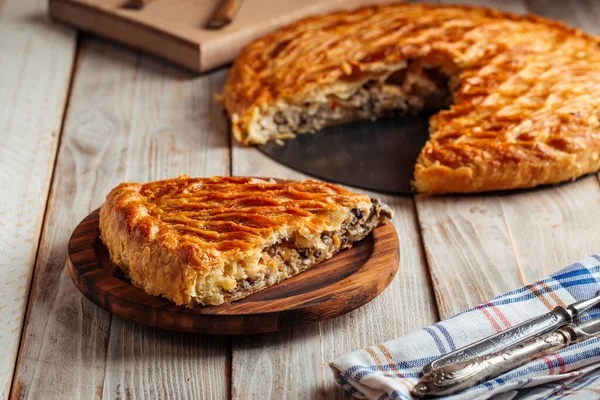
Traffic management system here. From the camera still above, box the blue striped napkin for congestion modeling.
[330,255,600,399]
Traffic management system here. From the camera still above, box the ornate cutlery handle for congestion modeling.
[412,326,580,398]
[423,306,572,372]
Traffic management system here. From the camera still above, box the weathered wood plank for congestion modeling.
[0,0,76,397]
[320,192,437,399]
[415,195,523,319]
[230,144,437,399]
[526,0,600,27]
[231,325,324,400]
[12,39,229,399]
[501,178,600,282]
[414,0,529,320]
[229,149,325,400]
[500,0,600,281]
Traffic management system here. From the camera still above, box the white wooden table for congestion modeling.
[3,0,600,398]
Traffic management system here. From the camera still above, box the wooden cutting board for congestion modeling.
[68,209,399,334]
[49,0,398,72]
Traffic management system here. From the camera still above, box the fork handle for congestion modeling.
[423,306,572,372]
[413,326,579,397]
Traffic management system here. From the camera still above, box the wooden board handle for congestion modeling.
[126,0,149,9]
[206,0,243,29]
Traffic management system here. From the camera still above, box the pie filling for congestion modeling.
[254,60,451,143]
[194,199,392,305]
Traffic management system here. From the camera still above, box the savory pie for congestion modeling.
[222,3,600,194]
[99,175,392,306]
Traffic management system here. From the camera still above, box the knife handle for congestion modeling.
[412,326,577,398]
[423,306,572,372]
[206,0,242,29]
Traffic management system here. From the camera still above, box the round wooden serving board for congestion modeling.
[68,209,400,334]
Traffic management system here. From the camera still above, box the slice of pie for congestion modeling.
[99,175,392,306]
[222,3,600,194]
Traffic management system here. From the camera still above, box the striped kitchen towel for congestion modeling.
[330,254,600,400]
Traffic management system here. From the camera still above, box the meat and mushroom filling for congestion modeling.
[258,60,451,141]
[230,199,393,297]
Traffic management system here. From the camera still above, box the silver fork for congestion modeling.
[423,292,600,373]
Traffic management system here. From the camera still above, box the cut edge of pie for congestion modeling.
[99,176,393,307]
[225,57,454,145]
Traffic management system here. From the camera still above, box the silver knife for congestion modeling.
[423,293,600,373]
[412,316,600,397]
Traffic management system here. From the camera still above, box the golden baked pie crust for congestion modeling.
[223,3,600,194]
[99,176,391,306]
